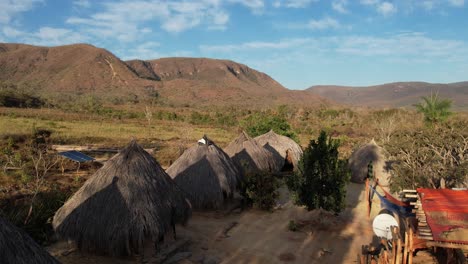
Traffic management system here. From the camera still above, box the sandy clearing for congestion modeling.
[49,183,438,263]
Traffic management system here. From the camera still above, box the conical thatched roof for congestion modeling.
[53,141,191,256]
[166,136,241,210]
[0,216,59,264]
[224,131,281,174]
[348,139,392,184]
[254,130,303,170]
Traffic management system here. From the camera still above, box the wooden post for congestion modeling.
[396,232,402,264]
[403,221,409,264]
[408,226,413,264]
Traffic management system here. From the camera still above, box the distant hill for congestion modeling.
[126,57,325,107]
[307,82,468,109]
[0,43,326,107]
[0,43,156,102]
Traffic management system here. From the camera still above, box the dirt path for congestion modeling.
[179,183,374,264]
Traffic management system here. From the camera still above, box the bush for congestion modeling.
[0,188,71,244]
[287,130,349,213]
[240,112,299,143]
[288,220,299,231]
[0,90,46,108]
[385,120,468,192]
[189,111,213,125]
[241,171,280,211]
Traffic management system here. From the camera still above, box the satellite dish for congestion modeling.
[372,213,399,240]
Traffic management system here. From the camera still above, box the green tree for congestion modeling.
[240,112,299,142]
[414,93,452,125]
[241,171,280,211]
[287,130,349,213]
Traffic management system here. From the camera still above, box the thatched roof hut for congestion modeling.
[224,131,281,174]
[53,141,191,256]
[254,130,303,171]
[0,216,59,264]
[348,139,391,184]
[166,136,241,210]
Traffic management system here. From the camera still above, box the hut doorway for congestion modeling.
[281,149,294,172]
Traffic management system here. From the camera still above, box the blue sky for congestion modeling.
[1,0,467,89]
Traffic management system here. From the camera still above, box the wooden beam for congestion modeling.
[425,241,468,250]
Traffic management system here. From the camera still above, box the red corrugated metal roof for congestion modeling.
[417,188,468,244]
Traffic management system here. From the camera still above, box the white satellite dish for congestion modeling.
[372,213,399,240]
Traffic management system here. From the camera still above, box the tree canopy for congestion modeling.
[287,131,349,213]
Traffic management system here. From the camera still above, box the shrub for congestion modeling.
[189,111,213,125]
[0,90,46,108]
[240,112,299,143]
[288,220,299,231]
[287,130,349,213]
[385,120,468,192]
[241,171,280,211]
[0,188,71,244]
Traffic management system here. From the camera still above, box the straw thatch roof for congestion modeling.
[254,130,303,170]
[348,139,392,184]
[53,141,191,256]
[166,136,241,210]
[0,216,59,264]
[224,131,281,174]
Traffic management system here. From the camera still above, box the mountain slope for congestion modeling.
[0,43,326,107]
[307,82,468,109]
[0,43,157,101]
[126,57,324,106]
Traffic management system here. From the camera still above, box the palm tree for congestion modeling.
[414,92,452,125]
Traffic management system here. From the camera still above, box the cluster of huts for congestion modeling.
[0,130,303,262]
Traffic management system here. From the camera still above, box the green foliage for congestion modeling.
[385,120,468,192]
[214,112,238,127]
[189,111,213,125]
[155,110,180,121]
[0,90,46,108]
[288,220,299,231]
[287,130,349,213]
[0,188,71,244]
[240,112,299,142]
[414,93,452,125]
[241,172,280,211]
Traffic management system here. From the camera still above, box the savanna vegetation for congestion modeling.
[0,93,466,245]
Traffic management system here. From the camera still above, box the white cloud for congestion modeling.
[123,41,161,60]
[0,0,43,24]
[200,38,312,53]
[360,0,379,5]
[2,26,86,46]
[3,26,24,38]
[73,0,90,8]
[228,0,264,12]
[307,17,341,30]
[422,1,435,10]
[332,0,349,13]
[377,2,397,16]
[66,0,232,38]
[162,15,201,33]
[448,0,464,6]
[360,0,397,16]
[200,33,468,63]
[273,0,318,8]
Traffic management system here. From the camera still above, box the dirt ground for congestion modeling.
[48,183,439,263]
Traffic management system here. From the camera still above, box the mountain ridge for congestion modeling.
[307,81,468,109]
[0,42,326,107]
